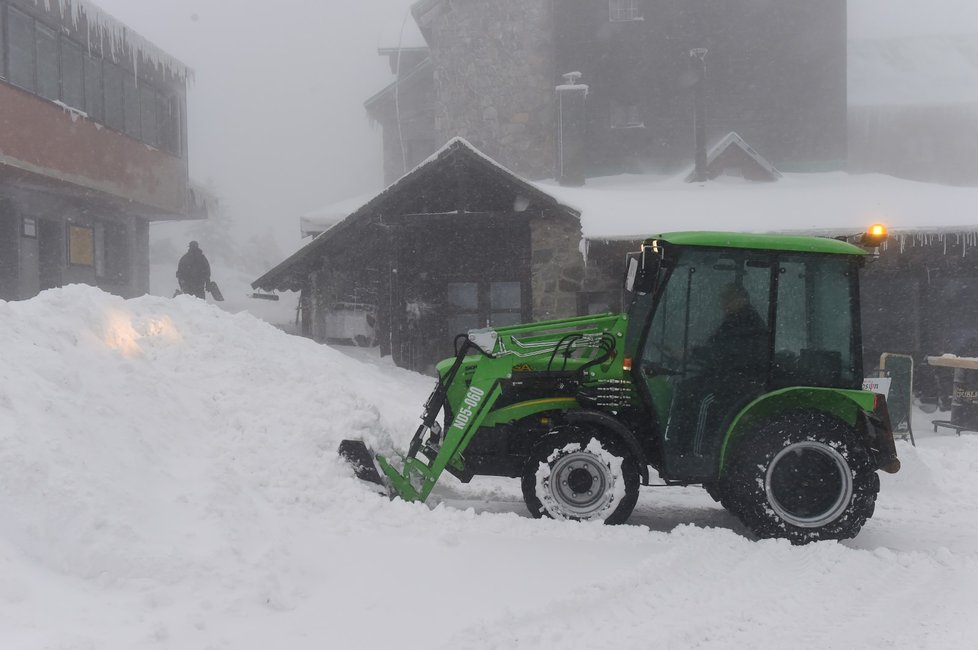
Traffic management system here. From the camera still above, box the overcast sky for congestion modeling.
[91,0,410,251]
[88,0,978,251]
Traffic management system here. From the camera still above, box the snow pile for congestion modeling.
[1,286,978,648]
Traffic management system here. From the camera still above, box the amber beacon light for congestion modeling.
[861,223,888,247]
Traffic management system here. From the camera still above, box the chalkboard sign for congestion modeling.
[881,353,915,446]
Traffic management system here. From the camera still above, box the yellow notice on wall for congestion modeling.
[69,225,94,267]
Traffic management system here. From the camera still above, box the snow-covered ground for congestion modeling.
[2,286,977,649]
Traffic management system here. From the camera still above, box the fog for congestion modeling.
[91,0,415,252]
[87,0,978,255]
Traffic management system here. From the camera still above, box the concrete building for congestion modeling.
[0,0,199,301]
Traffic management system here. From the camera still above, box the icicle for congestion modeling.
[30,0,192,82]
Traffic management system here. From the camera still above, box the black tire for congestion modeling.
[521,427,639,525]
[722,411,878,544]
[703,481,722,503]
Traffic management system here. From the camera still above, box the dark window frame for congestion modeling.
[6,5,36,93]
[1,4,186,155]
[83,51,104,121]
[60,36,84,110]
[609,0,644,22]
[0,2,6,81]
[34,20,59,101]
[22,216,37,238]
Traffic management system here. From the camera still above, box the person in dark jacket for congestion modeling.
[670,283,769,456]
[699,283,768,377]
[176,241,211,299]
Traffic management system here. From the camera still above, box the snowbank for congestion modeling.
[1,286,977,648]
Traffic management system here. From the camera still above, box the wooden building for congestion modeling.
[0,0,198,301]
[252,139,632,372]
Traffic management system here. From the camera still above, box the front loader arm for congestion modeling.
[344,314,629,502]
[376,344,508,502]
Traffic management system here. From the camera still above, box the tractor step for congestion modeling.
[338,439,385,486]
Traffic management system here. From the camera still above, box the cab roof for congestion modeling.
[653,231,868,256]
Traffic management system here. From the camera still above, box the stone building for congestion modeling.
[0,0,199,301]
[368,0,846,186]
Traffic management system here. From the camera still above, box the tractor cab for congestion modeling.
[626,233,865,481]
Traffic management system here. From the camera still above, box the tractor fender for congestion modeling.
[561,410,651,485]
[718,387,878,475]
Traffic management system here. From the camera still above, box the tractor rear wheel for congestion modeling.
[521,427,639,525]
[723,411,878,544]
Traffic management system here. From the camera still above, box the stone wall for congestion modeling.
[425,0,555,180]
[530,210,585,320]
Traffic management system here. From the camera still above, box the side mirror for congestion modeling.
[625,256,640,293]
[624,248,658,295]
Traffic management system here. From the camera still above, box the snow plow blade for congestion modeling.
[338,439,385,486]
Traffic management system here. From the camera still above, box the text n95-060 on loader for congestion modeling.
[340,228,900,544]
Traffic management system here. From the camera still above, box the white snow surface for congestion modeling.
[2,285,978,648]
[538,172,978,240]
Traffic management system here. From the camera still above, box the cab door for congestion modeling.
[638,247,774,479]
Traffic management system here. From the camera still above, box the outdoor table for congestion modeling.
[926,355,978,434]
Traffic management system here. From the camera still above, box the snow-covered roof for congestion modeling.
[685,132,781,183]
[299,193,377,237]
[538,172,978,241]
[296,140,978,251]
[33,0,190,80]
[849,35,978,106]
[254,138,575,292]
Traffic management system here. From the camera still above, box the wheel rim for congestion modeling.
[764,441,853,529]
[545,450,614,519]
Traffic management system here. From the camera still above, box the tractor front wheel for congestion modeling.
[723,411,879,544]
[521,428,639,525]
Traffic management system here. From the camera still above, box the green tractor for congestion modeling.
[340,230,901,544]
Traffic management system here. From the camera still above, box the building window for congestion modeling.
[22,217,37,238]
[140,85,159,147]
[1,7,185,155]
[102,61,124,131]
[610,99,644,129]
[0,5,6,81]
[578,290,620,315]
[7,7,36,92]
[84,55,104,121]
[489,281,523,327]
[68,224,95,267]
[35,23,60,101]
[159,93,182,156]
[122,73,141,138]
[95,221,129,281]
[61,39,85,110]
[609,0,643,22]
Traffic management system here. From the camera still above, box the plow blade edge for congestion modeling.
[338,439,385,486]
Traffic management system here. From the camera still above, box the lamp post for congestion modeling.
[688,47,709,182]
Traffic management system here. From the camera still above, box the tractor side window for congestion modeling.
[774,255,858,388]
[642,249,771,376]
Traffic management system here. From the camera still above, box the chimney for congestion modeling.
[688,48,709,183]
[556,71,588,187]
